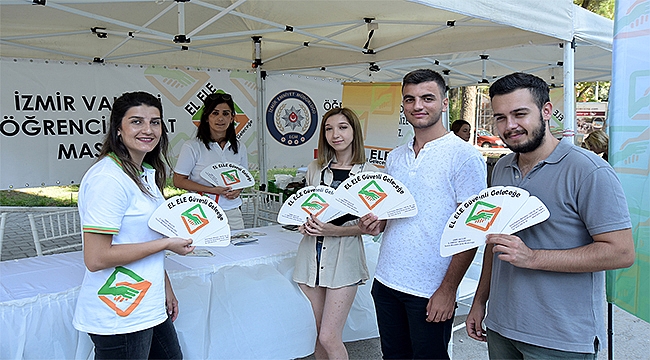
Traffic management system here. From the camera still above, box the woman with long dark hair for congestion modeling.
[173,92,248,230]
[73,91,194,359]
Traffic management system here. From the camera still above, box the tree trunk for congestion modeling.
[460,86,477,124]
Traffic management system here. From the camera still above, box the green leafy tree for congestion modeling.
[448,88,461,122]
[573,0,614,102]
[576,81,611,102]
[574,0,615,19]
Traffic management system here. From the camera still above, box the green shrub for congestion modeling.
[0,169,299,206]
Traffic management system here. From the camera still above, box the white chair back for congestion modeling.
[239,191,257,228]
[253,190,283,227]
[28,209,82,256]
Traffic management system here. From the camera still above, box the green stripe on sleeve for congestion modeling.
[83,225,119,234]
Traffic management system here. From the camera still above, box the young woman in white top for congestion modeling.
[74,92,195,359]
[293,107,377,360]
[173,92,249,230]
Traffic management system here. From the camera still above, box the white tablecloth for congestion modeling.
[0,225,380,359]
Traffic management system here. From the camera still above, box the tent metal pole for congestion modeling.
[563,38,576,144]
[256,68,268,189]
[177,1,185,37]
[44,2,172,39]
[188,0,247,38]
[608,302,613,360]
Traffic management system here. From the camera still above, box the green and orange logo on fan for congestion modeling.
[98,266,151,317]
[181,204,209,234]
[358,180,388,210]
[301,193,329,217]
[466,201,501,231]
[220,169,241,187]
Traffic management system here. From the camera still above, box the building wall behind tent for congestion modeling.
[0,58,344,190]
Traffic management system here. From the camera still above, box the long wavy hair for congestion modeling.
[196,92,239,153]
[317,107,366,168]
[98,91,170,197]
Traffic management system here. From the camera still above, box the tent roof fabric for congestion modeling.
[0,0,613,86]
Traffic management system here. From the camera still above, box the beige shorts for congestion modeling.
[224,207,245,230]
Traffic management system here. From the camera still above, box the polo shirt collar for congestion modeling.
[544,138,572,165]
[107,152,154,174]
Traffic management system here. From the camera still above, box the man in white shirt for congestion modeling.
[361,69,486,359]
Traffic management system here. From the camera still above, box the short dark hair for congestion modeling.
[489,72,550,111]
[402,69,447,96]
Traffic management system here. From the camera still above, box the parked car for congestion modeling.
[476,129,505,148]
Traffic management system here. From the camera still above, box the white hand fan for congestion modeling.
[332,172,417,219]
[277,186,346,225]
[499,195,550,234]
[200,162,255,190]
[440,186,549,257]
[148,193,230,247]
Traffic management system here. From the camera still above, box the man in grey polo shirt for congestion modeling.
[465,72,635,359]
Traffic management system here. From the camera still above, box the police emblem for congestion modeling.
[266,90,318,146]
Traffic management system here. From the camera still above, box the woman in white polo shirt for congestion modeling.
[173,92,249,230]
[73,92,195,359]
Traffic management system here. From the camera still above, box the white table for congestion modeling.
[0,225,380,359]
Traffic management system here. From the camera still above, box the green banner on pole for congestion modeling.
[606,0,650,323]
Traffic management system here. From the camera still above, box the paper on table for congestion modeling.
[440,186,549,257]
[186,249,214,257]
[277,186,346,225]
[193,224,231,247]
[148,193,231,247]
[332,172,417,219]
[200,162,255,190]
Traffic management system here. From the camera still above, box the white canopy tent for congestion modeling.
[0,0,614,182]
[0,0,612,84]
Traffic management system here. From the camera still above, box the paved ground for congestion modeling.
[0,207,82,260]
[339,307,650,359]
[1,207,648,359]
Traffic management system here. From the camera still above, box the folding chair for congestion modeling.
[239,191,257,228]
[28,209,82,256]
[253,190,283,227]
